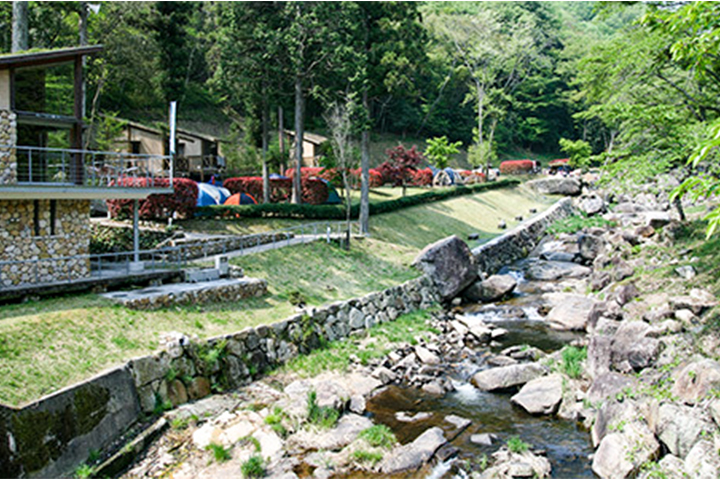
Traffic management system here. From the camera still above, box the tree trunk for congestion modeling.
[79,2,88,119]
[11,1,29,53]
[343,170,351,250]
[476,81,484,147]
[261,90,270,204]
[292,75,304,204]
[359,89,370,235]
[278,105,286,173]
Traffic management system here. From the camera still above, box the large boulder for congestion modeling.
[586,372,637,404]
[287,413,373,452]
[462,274,517,303]
[669,288,718,316]
[526,261,591,281]
[527,177,582,196]
[471,363,547,391]
[511,373,564,415]
[610,321,662,373]
[578,234,605,262]
[656,403,715,458]
[579,194,605,216]
[544,293,598,331]
[672,359,720,404]
[685,440,720,478]
[378,427,446,474]
[412,235,477,301]
[592,422,660,479]
[482,448,552,479]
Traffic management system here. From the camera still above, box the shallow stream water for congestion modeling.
[363,258,595,479]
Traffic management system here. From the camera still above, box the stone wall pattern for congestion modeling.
[0,110,17,184]
[472,197,575,275]
[0,200,91,287]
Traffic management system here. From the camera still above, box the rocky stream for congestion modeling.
[120,181,720,479]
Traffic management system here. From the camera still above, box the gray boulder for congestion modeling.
[527,177,582,196]
[656,403,715,458]
[578,234,605,262]
[379,427,446,474]
[685,440,720,478]
[592,423,660,479]
[471,363,547,391]
[610,321,662,373]
[288,413,373,451]
[412,235,477,301]
[579,195,605,216]
[544,293,598,331]
[669,288,718,315]
[672,359,720,404]
[462,274,517,303]
[586,372,637,404]
[614,283,639,306]
[526,261,591,281]
[511,373,564,415]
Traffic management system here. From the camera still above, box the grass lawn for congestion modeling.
[0,183,556,406]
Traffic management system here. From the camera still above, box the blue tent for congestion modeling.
[197,182,232,207]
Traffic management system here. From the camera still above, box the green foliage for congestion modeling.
[153,393,172,416]
[359,425,397,449]
[351,450,384,465]
[559,346,587,379]
[264,407,288,437]
[206,442,231,463]
[74,463,94,479]
[506,436,530,453]
[307,390,340,429]
[559,138,592,169]
[240,455,266,479]
[425,136,462,169]
[467,142,496,169]
[548,213,614,236]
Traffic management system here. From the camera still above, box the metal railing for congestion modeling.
[0,220,361,290]
[4,145,174,188]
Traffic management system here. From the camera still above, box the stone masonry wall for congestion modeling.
[0,110,17,184]
[472,197,575,275]
[0,200,91,287]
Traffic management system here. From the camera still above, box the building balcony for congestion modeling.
[0,145,174,200]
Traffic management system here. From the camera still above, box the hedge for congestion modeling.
[224,176,329,205]
[499,160,536,175]
[197,178,520,220]
[107,177,198,220]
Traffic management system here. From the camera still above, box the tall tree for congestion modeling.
[11,1,28,52]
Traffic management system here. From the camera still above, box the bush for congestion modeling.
[359,425,396,449]
[107,177,198,220]
[560,346,587,379]
[499,160,536,175]
[284,166,341,184]
[224,177,328,205]
[240,455,265,478]
[409,168,433,186]
[197,179,520,220]
[349,168,383,188]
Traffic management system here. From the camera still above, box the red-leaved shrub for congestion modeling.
[284,167,341,184]
[107,177,198,220]
[349,168,383,188]
[409,168,433,186]
[224,176,328,205]
[499,160,536,175]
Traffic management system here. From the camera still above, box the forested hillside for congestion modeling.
[1,1,718,202]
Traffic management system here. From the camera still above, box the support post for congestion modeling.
[129,199,143,272]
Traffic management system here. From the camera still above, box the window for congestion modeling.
[130,141,141,154]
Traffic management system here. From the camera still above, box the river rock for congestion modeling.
[586,372,637,404]
[672,359,720,404]
[414,345,440,365]
[378,427,446,474]
[610,321,661,373]
[412,235,477,301]
[656,403,715,458]
[589,271,611,292]
[526,261,591,281]
[612,261,635,282]
[644,211,672,228]
[544,293,598,331]
[592,422,660,479]
[483,447,552,479]
[470,433,498,446]
[684,440,720,478]
[288,413,373,452]
[463,274,517,303]
[669,288,718,315]
[579,195,605,216]
[578,234,605,262]
[527,177,582,196]
[471,363,547,392]
[587,336,612,379]
[541,250,577,263]
[614,283,640,306]
[511,373,564,415]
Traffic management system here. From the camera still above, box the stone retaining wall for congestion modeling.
[0,274,439,478]
[472,197,575,274]
[0,200,91,287]
[167,231,296,260]
[0,110,17,184]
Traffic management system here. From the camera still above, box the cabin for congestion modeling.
[113,118,225,182]
[284,130,328,167]
[0,46,173,289]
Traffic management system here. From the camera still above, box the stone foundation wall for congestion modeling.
[0,200,91,287]
[0,110,17,184]
[472,197,575,275]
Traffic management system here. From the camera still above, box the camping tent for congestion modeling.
[196,182,232,207]
[224,193,258,205]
